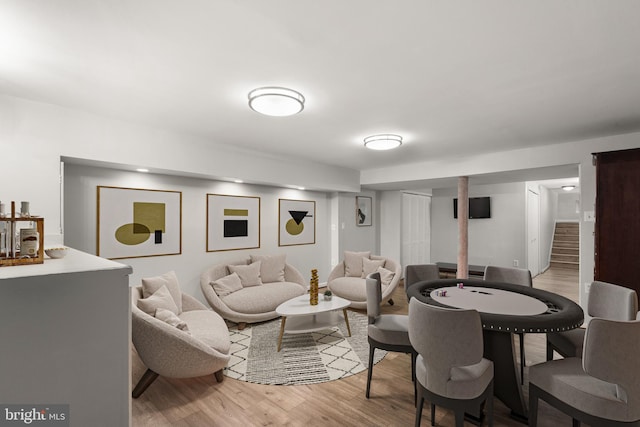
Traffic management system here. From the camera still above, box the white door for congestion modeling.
[527,189,540,277]
[401,192,431,270]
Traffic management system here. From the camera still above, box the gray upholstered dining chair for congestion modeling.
[405,264,440,301]
[483,265,532,384]
[529,318,640,427]
[546,280,638,360]
[365,272,417,399]
[408,298,494,427]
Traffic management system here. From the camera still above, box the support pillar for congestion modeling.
[457,176,469,279]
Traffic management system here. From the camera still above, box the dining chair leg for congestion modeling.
[430,403,436,427]
[365,345,375,398]
[519,333,525,384]
[415,388,424,427]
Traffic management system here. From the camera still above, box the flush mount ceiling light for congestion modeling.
[248,87,305,116]
[364,134,403,150]
[562,185,576,191]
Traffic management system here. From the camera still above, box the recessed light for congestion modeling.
[364,134,403,150]
[136,168,149,173]
[234,179,244,184]
[248,87,305,117]
[297,186,305,191]
[562,185,576,191]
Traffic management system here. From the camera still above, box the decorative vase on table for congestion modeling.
[310,269,319,305]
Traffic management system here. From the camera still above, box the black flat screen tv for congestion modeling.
[453,197,491,219]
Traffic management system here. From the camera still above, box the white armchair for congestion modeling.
[327,251,402,309]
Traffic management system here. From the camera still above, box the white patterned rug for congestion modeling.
[224,310,386,385]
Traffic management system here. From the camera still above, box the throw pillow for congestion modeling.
[344,250,371,277]
[137,285,180,316]
[155,308,189,332]
[211,272,243,297]
[250,254,286,283]
[228,261,263,287]
[362,258,386,278]
[377,266,396,287]
[141,270,182,313]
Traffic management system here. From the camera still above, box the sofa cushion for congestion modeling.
[221,282,306,314]
[137,285,179,315]
[344,251,371,277]
[211,272,243,297]
[155,308,189,332]
[377,266,396,287]
[328,277,367,303]
[362,258,386,278]
[179,310,231,354]
[228,261,263,287]
[251,254,286,283]
[142,270,182,313]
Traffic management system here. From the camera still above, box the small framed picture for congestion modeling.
[356,196,372,226]
[207,194,260,252]
[279,199,316,246]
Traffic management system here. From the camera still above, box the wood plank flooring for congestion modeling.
[132,267,580,426]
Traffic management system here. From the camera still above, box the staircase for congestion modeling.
[550,222,579,269]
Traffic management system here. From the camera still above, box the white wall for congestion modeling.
[64,164,331,303]
[0,94,360,245]
[336,191,378,263]
[538,185,557,271]
[379,190,402,264]
[430,182,526,268]
[557,192,580,220]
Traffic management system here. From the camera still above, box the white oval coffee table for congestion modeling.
[275,294,352,352]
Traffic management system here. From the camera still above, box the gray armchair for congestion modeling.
[484,265,532,384]
[404,264,440,301]
[365,272,416,399]
[131,287,231,397]
[529,318,640,426]
[546,280,638,360]
[408,298,494,427]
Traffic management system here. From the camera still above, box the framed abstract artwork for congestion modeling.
[97,186,182,259]
[207,194,260,252]
[356,196,372,226]
[278,199,316,246]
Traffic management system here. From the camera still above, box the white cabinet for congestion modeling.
[0,249,132,426]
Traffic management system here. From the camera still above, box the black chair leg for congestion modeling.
[415,388,424,427]
[430,403,436,427]
[519,333,525,384]
[366,345,375,398]
[132,368,159,398]
[546,340,554,361]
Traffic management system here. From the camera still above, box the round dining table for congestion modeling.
[407,278,584,423]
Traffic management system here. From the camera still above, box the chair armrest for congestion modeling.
[182,292,208,312]
[327,262,345,282]
[132,309,229,377]
[284,263,305,285]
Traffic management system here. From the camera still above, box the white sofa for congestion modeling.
[200,254,306,328]
[327,251,402,309]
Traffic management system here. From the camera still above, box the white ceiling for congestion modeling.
[2,1,639,187]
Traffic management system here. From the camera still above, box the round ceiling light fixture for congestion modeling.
[562,185,576,191]
[364,134,403,150]
[248,86,305,117]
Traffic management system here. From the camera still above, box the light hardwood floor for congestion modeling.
[132,267,580,426]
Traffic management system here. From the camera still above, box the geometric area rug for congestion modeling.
[224,310,386,385]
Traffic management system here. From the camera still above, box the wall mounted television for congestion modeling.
[453,197,491,219]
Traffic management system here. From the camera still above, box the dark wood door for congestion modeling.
[595,148,640,294]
